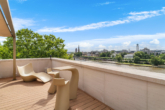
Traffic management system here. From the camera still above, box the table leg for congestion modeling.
[70,69,79,99]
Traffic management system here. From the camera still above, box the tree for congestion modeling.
[129,59,133,63]
[144,54,150,59]
[115,54,122,62]
[134,56,140,63]
[106,52,111,57]
[120,52,127,58]
[134,51,145,59]
[100,53,106,57]
[0,28,71,59]
[99,52,112,57]
[160,54,165,60]
[0,44,2,59]
[0,39,13,59]
[150,56,164,66]
[74,52,82,57]
[111,50,115,54]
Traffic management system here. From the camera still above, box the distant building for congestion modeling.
[122,49,128,53]
[115,51,122,53]
[124,54,134,59]
[94,52,100,57]
[161,50,165,54]
[101,49,108,53]
[150,50,162,55]
[111,52,117,57]
[140,48,164,55]
[141,48,150,54]
[91,51,100,57]
[87,52,91,56]
[136,44,139,52]
[128,51,135,54]
[82,52,87,56]
[75,48,77,53]
[78,45,80,52]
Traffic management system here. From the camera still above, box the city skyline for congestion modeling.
[72,44,165,53]
[0,0,165,52]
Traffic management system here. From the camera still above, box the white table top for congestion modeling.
[53,66,76,71]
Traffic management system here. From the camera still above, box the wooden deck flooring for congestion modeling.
[0,77,114,110]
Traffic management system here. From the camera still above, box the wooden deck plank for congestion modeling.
[75,100,98,110]
[0,77,114,110]
[93,104,106,110]
[84,101,102,110]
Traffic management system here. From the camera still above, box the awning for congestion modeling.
[0,9,12,37]
[0,0,16,80]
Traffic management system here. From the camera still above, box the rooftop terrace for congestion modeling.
[1,58,165,110]
[0,77,113,110]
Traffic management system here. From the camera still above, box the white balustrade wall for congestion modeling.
[52,58,165,110]
[0,58,51,78]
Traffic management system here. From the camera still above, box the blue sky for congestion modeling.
[0,0,165,52]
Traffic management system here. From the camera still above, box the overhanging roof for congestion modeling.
[0,9,12,37]
[0,0,15,37]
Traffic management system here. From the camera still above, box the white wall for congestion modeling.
[52,58,165,110]
[0,58,51,78]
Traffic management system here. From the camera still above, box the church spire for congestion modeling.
[78,45,80,52]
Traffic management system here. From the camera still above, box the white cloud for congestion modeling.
[37,20,129,33]
[108,45,113,50]
[65,42,93,49]
[150,39,159,44]
[108,45,112,48]
[37,7,165,33]
[123,41,131,46]
[13,18,35,31]
[98,45,106,49]
[70,33,165,45]
[79,42,93,47]
[65,33,165,51]
[96,2,115,6]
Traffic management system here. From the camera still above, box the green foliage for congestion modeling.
[0,40,13,59]
[120,52,127,58]
[99,51,115,57]
[100,52,111,57]
[74,52,82,57]
[150,56,164,66]
[134,51,151,59]
[106,52,111,57]
[111,50,115,54]
[81,56,113,61]
[134,56,140,63]
[115,54,122,62]
[160,54,165,60]
[100,52,106,57]
[134,51,145,58]
[129,59,133,63]
[0,28,71,59]
[66,53,74,59]
[139,59,150,64]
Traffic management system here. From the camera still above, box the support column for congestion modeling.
[13,36,16,80]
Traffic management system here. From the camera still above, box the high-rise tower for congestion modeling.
[78,45,80,52]
[136,44,139,52]
[75,48,77,53]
